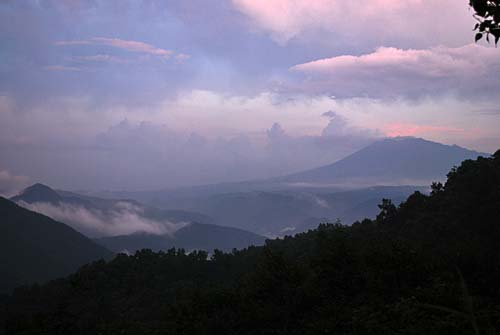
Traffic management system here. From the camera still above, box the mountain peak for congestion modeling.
[11,183,62,204]
[280,137,485,187]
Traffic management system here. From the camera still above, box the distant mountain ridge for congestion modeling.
[82,137,483,236]
[95,222,266,254]
[277,137,486,187]
[11,183,216,238]
[9,138,487,239]
[0,197,112,293]
[11,183,266,252]
[94,137,486,204]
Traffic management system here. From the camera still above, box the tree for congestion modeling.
[470,0,500,45]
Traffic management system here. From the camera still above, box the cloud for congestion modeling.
[322,111,337,118]
[92,37,173,58]
[49,37,188,71]
[1,89,498,191]
[18,200,186,238]
[89,118,375,188]
[232,0,474,47]
[71,54,129,64]
[44,65,82,72]
[385,123,465,138]
[55,37,176,59]
[290,44,500,99]
[0,169,29,197]
[474,108,500,116]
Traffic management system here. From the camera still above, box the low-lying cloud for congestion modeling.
[18,200,186,238]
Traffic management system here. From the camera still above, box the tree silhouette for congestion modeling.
[470,0,500,45]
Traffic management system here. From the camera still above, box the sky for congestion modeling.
[1,0,499,193]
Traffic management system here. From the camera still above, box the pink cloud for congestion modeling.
[385,123,465,137]
[292,45,488,75]
[289,44,500,98]
[44,65,82,72]
[91,38,173,58]
[175,53,191,63]
[232,0,473,46]
[55,38,180,60]
[54,40,91,46]
[71,54,129,64]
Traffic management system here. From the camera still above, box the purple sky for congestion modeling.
[0,0,499,193]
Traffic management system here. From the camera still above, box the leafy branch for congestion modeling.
[470,0,500,45]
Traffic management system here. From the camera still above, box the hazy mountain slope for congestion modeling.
[294,186,427,232]
[0,197,113,293]
[11,138,484,238]
[143,186,426,236]
[95,137,485,206]
[10,183,63,204]
[95,222,266,253]
[11,184,264,252]
[11,184,216,238]
[88,138,484,235]
[279,137,485,186]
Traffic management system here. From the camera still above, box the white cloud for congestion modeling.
[290,44,500,99]
[18,200,186,238]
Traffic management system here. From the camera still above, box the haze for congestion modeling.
[1,0,499,194]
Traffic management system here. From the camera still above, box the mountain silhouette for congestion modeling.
[95,222,266,254]
[278,137,485,186]
[0,197,112,293]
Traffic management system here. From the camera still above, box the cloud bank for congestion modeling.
[18,200,186,238]
[233,0,474,47]
[290,44,500,99]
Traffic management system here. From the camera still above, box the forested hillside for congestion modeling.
[2,151,499,335]
[0,198,113,294]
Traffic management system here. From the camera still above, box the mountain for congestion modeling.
[4,152,500,334]
[11,184,265,252]
[0,197,112,293]
[10,183,62,204]
[84,138,484,236]
[10,138,485,238]
[120,186,426,236]
[95,222,266,253]
[279,137,486,186]
[11,183,216,238]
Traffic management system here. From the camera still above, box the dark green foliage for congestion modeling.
[471,0,500,45]
[2,152,500,334]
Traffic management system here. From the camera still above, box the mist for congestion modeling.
[17,200,186,238]
[0,110,378,191]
